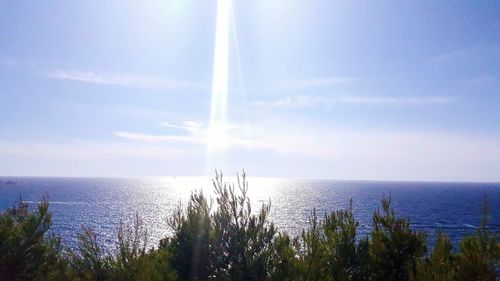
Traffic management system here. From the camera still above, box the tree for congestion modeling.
[367,196,427,281]
[411,232,456,281]
[0,196,63,281]
[322,199,364,281]
[455,197,499,281]
[166,191,212,281]
[211,171,276,281]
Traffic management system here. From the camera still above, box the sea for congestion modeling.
[0,176,498,251]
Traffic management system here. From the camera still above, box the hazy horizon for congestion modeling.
[2,174,500,184]
[1,1,500,181]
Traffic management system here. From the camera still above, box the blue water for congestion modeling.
[0,177,498,251]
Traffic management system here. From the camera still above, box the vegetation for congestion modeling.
[0,172,498,281]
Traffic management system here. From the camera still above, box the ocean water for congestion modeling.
[0,176,498,251]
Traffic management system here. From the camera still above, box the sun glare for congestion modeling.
[207,0,232,166]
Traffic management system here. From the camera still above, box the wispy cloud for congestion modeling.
[113,130,274,151]
[2,57,36,69]
[46,69,205,91]
[111,122,500,181]
[0,140,184,160]
[267,77,355,92]
[113,131,203,144]
[160,121,204,134]
[3,125,500,180]
[426,45,500,64]
[465,75,499,87]
[0,140,187,176]
[252,95,456,108]
[427,48,470,64]
[113,121,278,152]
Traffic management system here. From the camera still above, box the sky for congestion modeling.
[0,0,499,181]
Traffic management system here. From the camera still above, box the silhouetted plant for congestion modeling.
[210,171,276,281]
[299,208,326,280]
[0,196,63,281]
[366,196,427,281]
[322,199,363,281]
[454,197,499,281]
[0,172,498,281]
[69,214,176,281]
[68,226,110,281]
[111,213,152,280]
[294,200,368,281]
[164,190,212,281]
[411,232,456,281]
[268,233,301,281]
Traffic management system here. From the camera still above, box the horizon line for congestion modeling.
[1,174,499,185]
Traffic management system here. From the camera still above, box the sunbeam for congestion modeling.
[207,0,232,168]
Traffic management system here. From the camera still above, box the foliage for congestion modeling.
[411,197,499,281]
[0,173,498,281]
[68,226,110,281]
[164,190,212,281]
[210,171,276,281]
[322,199,363,281]
[0,196,64,281]
[454,197,499,281]
[411,232,456,281]
[366,196,428,281]
[164,171,277,281]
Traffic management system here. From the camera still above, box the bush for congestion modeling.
[0,172,498,281]
[412,197,499,281]
[164,171,277,281]
[165,190,212,281]
[322,199,362,281]
[0,196,64,281]
[210,171,276,281]
[366,196,427,281]
[454,198,499,281]
[67,226,111,281]
[411,232,456,281]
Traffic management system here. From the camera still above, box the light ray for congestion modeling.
[207,0,232,169]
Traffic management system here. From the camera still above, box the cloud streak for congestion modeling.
[0,140,187,176]
[0,140,184,160]
[113,120,278,152]
[426,44,500,64]
[113,131,203,144]
[3,125,500,181]
[160,121,204,134]
[426,48,470,64]
[46,69,205,91]
[113,130,275,151]
[252,95,456,108]
[267,77,355,92]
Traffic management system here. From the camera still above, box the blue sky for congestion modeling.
[1,0,499,181]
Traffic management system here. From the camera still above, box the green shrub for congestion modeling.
[0,196,64,281]
[366,196,427,281]
[164,191,212,281]
[454,198,499,281]
[412,197,499,281]
[411,232,456,281]
[0,173,497,281]
[299,208,326,280]
[210,171,276,281]
[161,171,277,281]
[68,226,111,281]
[322,199,365,281]
[269,233,300,281]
